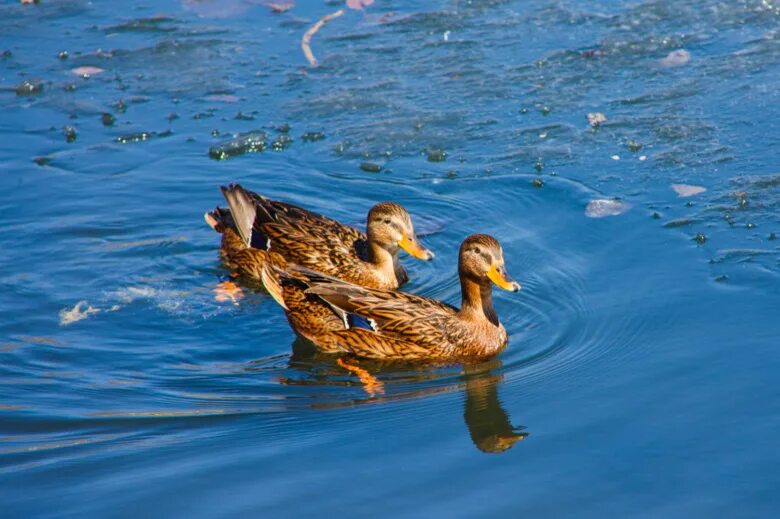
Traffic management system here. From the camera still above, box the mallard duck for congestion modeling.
[204,183,433,289]
[262,234,521,360]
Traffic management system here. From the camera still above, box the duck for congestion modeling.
[261,234,521,361]
[204,183,433,290]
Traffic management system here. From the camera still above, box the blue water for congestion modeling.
[2,0,779,516]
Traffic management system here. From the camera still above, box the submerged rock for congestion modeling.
[208,131,267,160]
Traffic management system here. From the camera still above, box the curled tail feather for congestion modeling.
[220,184,258,248]
[260,252,289,310]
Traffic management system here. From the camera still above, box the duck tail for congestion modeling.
[220,184,258,248]
[204,206,234,233]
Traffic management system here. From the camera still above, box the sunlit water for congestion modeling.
[1,0,779,516]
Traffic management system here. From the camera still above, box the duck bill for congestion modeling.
[487,264,521,292]
[398,233,434,261]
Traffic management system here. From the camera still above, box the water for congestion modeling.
[1,0,779,516]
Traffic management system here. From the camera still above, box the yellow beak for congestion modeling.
[487,263,521,292]
[398,233,434,261]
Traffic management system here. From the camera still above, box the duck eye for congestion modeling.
[473,247,481,254]
[383,218,391,224]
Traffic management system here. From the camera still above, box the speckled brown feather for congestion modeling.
[210,184,408,289]
[277,266,509,361]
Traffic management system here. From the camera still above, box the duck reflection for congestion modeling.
[276,339,528,454]
[461,359,528,453]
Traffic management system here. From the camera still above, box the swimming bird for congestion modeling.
[204,183,433,290]
[261,234,521,361]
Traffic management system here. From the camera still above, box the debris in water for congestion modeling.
[101,113,116,126]
[427,148,447,162]
[209,131,267,160]
[58,50,69,60]
[639,155,647,161]
[263,2,294,13]
[671,183,706,197]
[347,0,374,10]
[301,131,325,142]
[301,9,345,66]
[715,275,728,283]
[63,126,77,143]
[360,162,382,173]
[15,79,43,96]
[660,49,691,67]
[71,66,104,78]
[59,301,100,326]
[205,94,240,103]
[531,178,544,188]
[692,233,707,245]
[768,233,776,241]
[271,133,293,151]
[113,99,127,113]
[33,156,51,166]
[115,131,155,144]
[234,111,255,121]
[587,112,607,128]
[611,155,620,161]
[585,199,630,218]
[663,218,699,228]
[627,140,643,152]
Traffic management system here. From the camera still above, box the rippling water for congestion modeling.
[2,0,779,516]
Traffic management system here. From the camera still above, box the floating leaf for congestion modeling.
[347,0,374,10]
[263,1,294,13]
[204,94,240,103]
[71,66,104,77]
[671,183,706,197]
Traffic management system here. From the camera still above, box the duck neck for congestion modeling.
[367,241,397,272]
[459,276,498,326]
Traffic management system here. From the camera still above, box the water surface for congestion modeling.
[1,0,779,516]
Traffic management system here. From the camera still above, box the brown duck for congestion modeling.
[204,183,433,289]
[262,234,521,361]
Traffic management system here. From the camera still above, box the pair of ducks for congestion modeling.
[205,184,520,361]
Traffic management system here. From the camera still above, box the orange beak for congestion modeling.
[398,233,434,261]
[487,263,521,292]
